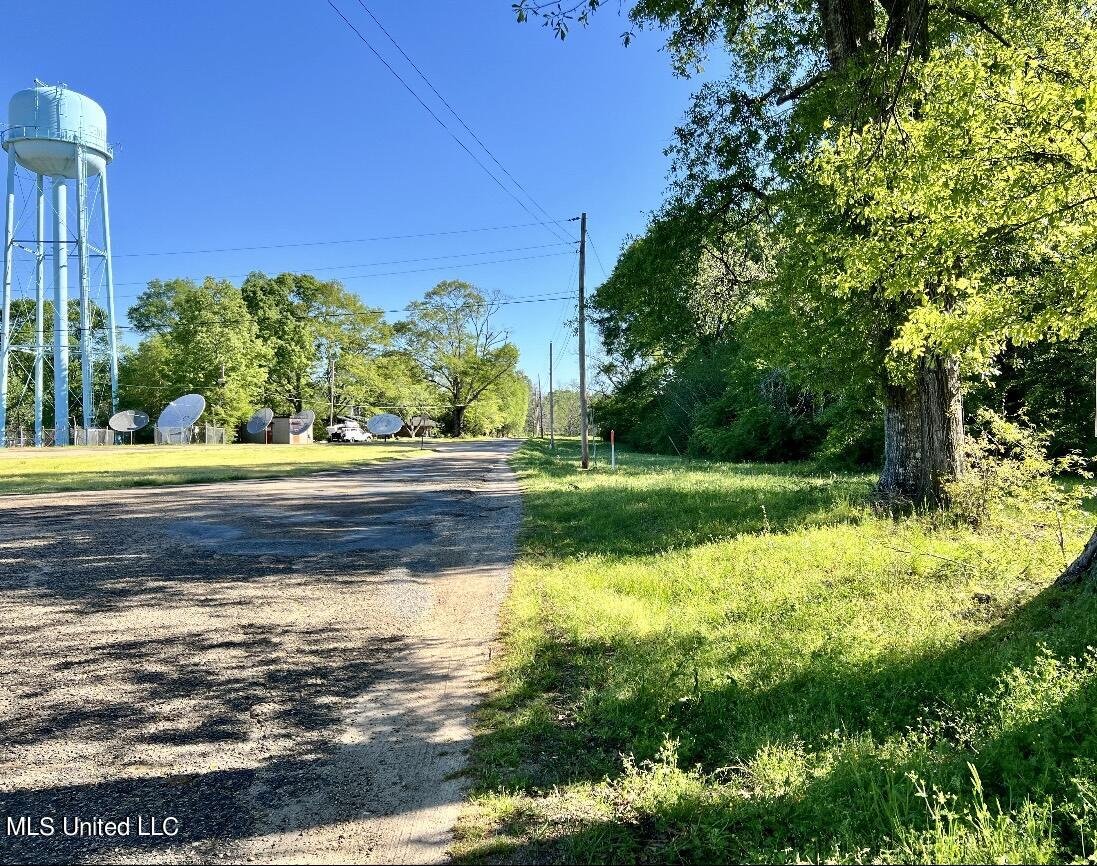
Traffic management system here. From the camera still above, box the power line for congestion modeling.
[549,253,579,348]
[325,0,572,244]
[354,0,576,245]
[108,242,573,290]
[107,219,568,258]
[587,232,610,280]
[105,290,577,332]
[109,249,576,294]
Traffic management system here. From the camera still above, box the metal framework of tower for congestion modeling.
[0,82,119,446]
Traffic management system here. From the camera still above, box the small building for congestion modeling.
[271,415,314,445]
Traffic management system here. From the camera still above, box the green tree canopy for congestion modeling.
[520,0,1097,502]
[125,277,270,430]
[240,272,392,419]
[401,281,522,435]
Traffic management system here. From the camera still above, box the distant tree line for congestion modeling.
[116,276,529,438]
[526,385,584,438]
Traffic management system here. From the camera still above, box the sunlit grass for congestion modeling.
[0,443,423,494]
[455,440,1097,864]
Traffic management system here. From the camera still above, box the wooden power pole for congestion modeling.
[578,212,589,469]
[328,351,336,427]
[537,376,544,438]
[548,340,555,449]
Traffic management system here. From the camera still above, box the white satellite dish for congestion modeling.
[290,409,316,436]
[108,409,149,433]
[157,393,205,444]
[366,413,403,437]
[246,407,274,435]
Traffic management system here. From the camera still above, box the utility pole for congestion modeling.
[578,212,589,469]
[537,375,544,438]
[328,350,336,427]
[548,340,555,450]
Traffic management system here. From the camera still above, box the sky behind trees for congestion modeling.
[0,1,714,391]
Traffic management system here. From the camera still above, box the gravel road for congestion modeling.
[0,440,522,864]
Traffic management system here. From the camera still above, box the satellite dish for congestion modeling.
[108,409,149,433]
[158,393,206,430]
[246,407,274,435]
[366,413,403,437]
[290,409,316,435]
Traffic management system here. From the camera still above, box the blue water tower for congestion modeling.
[0,81,120,446]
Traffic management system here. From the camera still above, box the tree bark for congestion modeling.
[452,404,465,437]
[917,352,965,500]
[879,379,922,499]
[878,353,964,505]
[818,0,876,65]
[1057,528,1097,588]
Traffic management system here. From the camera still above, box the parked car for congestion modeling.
[327,420,372,442]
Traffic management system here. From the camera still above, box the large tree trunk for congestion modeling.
[819,0,875,65]
[452,404,465,437]
[917,353,965,498]
[879,379,922,498]
[878,353,964,505]
[1057,529,1097,588]
[819,0,957,502]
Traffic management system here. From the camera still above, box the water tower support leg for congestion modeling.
[34,175,44,446]
[0,149,15,445]
[75,144,93,431]
[99,167,118,416]
[53,178,69,446]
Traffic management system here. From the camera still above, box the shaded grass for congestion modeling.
[0,443,422,494]
[455,440,1097,864]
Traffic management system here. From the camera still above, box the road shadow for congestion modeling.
[1,441,522,863]
[0,443,522,613]
[1,634,482,864]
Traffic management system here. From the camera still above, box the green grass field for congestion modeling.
[455,440,1097,864]
[0,443,422,495]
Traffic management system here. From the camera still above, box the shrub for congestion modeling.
[945,409,1091,528]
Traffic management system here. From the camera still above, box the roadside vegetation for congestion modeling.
[456,439,1097,864]
[0,442,418,495]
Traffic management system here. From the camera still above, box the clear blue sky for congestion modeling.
[3,1,711,392]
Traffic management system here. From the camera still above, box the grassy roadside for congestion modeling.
[0,443,424,494]
[455,439,1097,864]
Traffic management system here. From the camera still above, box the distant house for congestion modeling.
[398,416,438,438]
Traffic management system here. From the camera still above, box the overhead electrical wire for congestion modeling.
[325,0,572,245]
[587,232,610,280]
[108,241,573,289]
[99,289,578,332]
[353,0,576,245]
[108,249,576,294]
[549,254,579,349]
[20,291,578,338]
[105,219,570,258]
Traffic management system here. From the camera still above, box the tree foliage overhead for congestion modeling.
[524,0,1097,492]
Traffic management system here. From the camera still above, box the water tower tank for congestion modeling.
[3,84,112,178]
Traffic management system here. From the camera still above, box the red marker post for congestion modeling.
[610,429,616,471]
